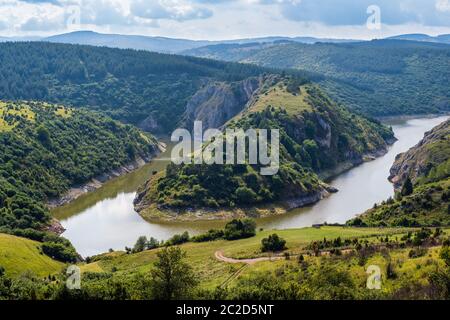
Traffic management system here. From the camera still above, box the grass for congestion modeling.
[246,85,312,116]
[0,233,65,278]
[229,84,312,125]
[0,101,36,132]
[54,106,73,118]
[80,226,418,289]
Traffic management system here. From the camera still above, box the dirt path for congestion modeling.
[215,247,357,265]
[215,251,284,265]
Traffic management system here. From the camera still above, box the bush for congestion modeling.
[261,234,287,252]
[41,242,78,263]
[224,219,256,240]
[167,232,190,246]
[440,246,450,267]
[235,187,258,205]
[192,229,224,243]
[408,247,428,258]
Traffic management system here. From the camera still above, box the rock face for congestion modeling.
[389,119,450,190]
[180,77,262,130]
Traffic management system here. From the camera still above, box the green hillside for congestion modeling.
[185,40,450,117]
[0,42,307,133]
[2,226,448,300]
[0,233,64,278]
[0,100,157,233]
[135,79,394,219]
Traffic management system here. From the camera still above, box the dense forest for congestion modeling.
[0,42,309,133]
[0,100,157,247]
[136,81,394,214]
[185,40,450,117]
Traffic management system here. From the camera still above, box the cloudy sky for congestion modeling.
[1,0,450,39]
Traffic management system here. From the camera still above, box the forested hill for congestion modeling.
[0,42,308,133]
[184,40,450,117]
[350,119,450,227]
[135,80,395,220]
[0,100,157,233]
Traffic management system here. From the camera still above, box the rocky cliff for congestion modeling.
[179,77,262,130]
[390,119,450,189]
[134,79,395,221]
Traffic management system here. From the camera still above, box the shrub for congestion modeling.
[167,232,190,246]
[191,229,224,243]
[224,219,256,240]
[408,247,428,259]
[261,234,287,252]
[41,242,78,263]
[234,187,258,205]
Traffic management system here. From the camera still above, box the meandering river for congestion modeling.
[53,116,449,257]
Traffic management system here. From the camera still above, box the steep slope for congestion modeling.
[0,42,302,133]
[135,78,395,221]
[390,119,450,189]
[0,100,158,232]
[0,233,64,278]
[351,120,450,227]
[185,40,450,117]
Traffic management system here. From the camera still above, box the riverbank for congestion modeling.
[136,185,335,222]
[47,143,165,209]
[135,145,390,223]
[55,116,448,256]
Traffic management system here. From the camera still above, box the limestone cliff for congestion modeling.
[390,119,450,189]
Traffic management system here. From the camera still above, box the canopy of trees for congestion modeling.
[0,42,309,133]
[0,101,157,234]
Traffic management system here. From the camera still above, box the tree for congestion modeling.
[440,246,450,267]
[224,219,256,240]
[401,177,414,196]
[36,125,52,147]
[147,237,160,250]
[150,247,198,300]
[235,187,258,204]
[261,234,287,252]
[133,236,148,253]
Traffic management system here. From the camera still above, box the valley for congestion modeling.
[0,39,448,301]
[52,115,447,257]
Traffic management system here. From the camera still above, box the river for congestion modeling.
[53,116,449,257]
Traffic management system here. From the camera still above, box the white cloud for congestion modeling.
[130,0,212,22]
[0,0,450,38]
[436,0,450,12]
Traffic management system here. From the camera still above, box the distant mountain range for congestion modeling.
[0,31,448,54]
[387,33,450,44]
[42,31,359,53]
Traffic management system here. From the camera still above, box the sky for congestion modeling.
[1,0,450,40]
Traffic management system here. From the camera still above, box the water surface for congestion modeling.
[53,116,448,257]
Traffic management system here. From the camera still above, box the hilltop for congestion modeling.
[135,79,395,221]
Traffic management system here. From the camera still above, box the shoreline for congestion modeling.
[377,112,450,124]
[136,187,334,223]
[135,142,394,222]
[47,143,165,209]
